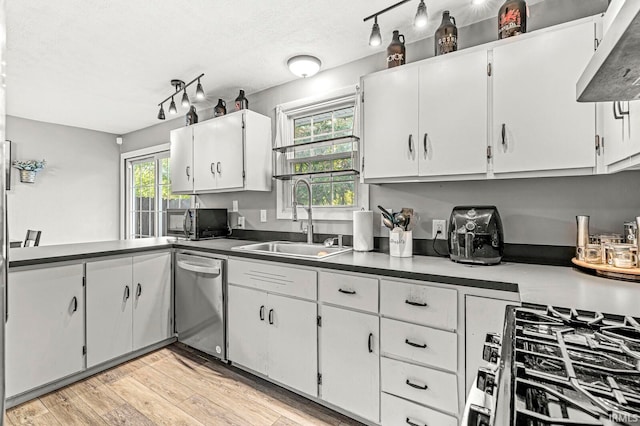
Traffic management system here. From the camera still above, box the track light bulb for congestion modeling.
[414,0,428,28]
[169,96,177,114]
[196,79,205,100]
[181,91,190,107]
[157,104,166,120]
[369,17,382,47]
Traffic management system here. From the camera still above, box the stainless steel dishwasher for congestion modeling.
[175,251,226,360]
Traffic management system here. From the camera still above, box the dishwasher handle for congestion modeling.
[177,260,221,275]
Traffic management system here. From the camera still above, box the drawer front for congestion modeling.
[380,280,457,331]
[319,271,378,312]
[381,357,458,415]
[381,392,458,426]
[228,259,317,300]
[381,318,457,372]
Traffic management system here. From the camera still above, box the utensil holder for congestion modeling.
[390,229,412,258]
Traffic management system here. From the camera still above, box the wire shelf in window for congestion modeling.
[273,135,360,181]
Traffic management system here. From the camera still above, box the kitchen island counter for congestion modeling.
[10,237,640,316]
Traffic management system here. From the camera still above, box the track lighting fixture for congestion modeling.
[156,73,205,119]
[364,0,428,46]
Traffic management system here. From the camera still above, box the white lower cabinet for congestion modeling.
[87,252,171,368]
[227,283,318,397]
[381,392,457,426]
[6,264,85,398]
[319,305,380,423]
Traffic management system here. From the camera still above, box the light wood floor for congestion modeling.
[5,344,363,426]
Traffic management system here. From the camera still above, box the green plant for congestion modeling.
[12,159,46,171]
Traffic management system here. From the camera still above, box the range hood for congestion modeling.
[577,0,640,102]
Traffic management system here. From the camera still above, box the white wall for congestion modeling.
[121,0,617,246]
[6,116,120,245]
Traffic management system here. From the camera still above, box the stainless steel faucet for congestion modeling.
[292,178,313,244]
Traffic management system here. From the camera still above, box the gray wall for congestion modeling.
[122,0,621,246]
[7,116,120,245]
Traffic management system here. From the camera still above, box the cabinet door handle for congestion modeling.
[210,163,215,174]
[405,339,427,349]
[71,296,78,313]
[136,283,142,298]
[186,166,191,179]
[124,285,130,301]
[368,333,374,353]
[405,417,425,426]
[338,288,356,295]
[408,134,413,153]
[501,123,506,146]
[405,299,428,307]
[268,309,274,325]
[217,162,222,174]
[406,379,428,390]
[259,305,265,321]
[423,133,428,157]
[613,102,622,120]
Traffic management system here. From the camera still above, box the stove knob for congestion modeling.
[467,404,491,426]
[476,367,496,395]
[482,342,500,363]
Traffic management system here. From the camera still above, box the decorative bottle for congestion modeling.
[235,90,248,111]
[435,11,458,56]
[214,99,227,117]
[498,0,527,39]
[185,106,198,126]
[386,30,406,68]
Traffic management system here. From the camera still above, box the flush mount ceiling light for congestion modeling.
[157,73,205,120]
[364,0,428,46]
[287,55,322,78]
[471,0,486,4]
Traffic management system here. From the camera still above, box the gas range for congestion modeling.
[467,305,640,426]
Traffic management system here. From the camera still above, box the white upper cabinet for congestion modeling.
[171,110,272,194]
[362,66,420,179]
[492,20,597,176]
[169,126,194,194]
[601,100,640,172]
[418,49,488,178]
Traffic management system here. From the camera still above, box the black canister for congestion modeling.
[435,11,458,56]
[235,90,248,111]
[498,0,527,39]
[214,99,227,117]
[386,30,406,68]
[186,105,198,126]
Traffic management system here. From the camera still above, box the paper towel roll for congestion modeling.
[353,210,374,252]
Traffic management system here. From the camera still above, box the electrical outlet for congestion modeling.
[432,219,447,239]
[232,200,238,212]
[260,210,267,222]
[237,216,245,229]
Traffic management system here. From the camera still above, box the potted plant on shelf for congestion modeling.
[12,159,46,183]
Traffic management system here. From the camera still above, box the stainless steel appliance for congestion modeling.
[175,251,226,360]
[464,304,640,425]
[448,206,504,265]
[165,208,229,240]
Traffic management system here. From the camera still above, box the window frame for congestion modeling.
[275,87,368,221]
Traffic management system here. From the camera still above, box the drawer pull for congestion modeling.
[405,299,428,307]
[406,379,428,390]
[338,288,356,295]
[406,418,426,426]
[405,339,427,349]
[368,333,374,353]
[259,305,265,321]
[268,309,274,325]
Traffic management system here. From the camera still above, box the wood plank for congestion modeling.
[138,348,172,366]
[74,381,127,416]
[7,412,61,426]
[3,413,14,426]
[107,377,204,426]
[6,399,49,424]
[46,396,108,426]
[180,394,250,426]
[39,386,78,409]
[129,364,194,405]
[272,416,302,426]
[102,403,156,426]
[95,361,140,385]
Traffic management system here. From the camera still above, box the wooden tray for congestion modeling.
[572,257,640,282]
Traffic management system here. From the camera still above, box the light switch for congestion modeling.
[232,200,239,212]
[260,210,267,222]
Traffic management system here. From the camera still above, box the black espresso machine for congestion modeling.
[448,206,504,265]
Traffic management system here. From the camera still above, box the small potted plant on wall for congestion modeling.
[12,159,46,183]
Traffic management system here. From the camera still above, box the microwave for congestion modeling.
[165,208,229,240]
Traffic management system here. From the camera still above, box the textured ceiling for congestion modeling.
[7,0,523,135]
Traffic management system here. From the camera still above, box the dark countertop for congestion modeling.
[9,238,640,317]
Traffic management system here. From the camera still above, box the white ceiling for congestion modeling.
[7,0,518,135]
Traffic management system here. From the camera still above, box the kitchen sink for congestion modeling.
[231,241,352,260]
